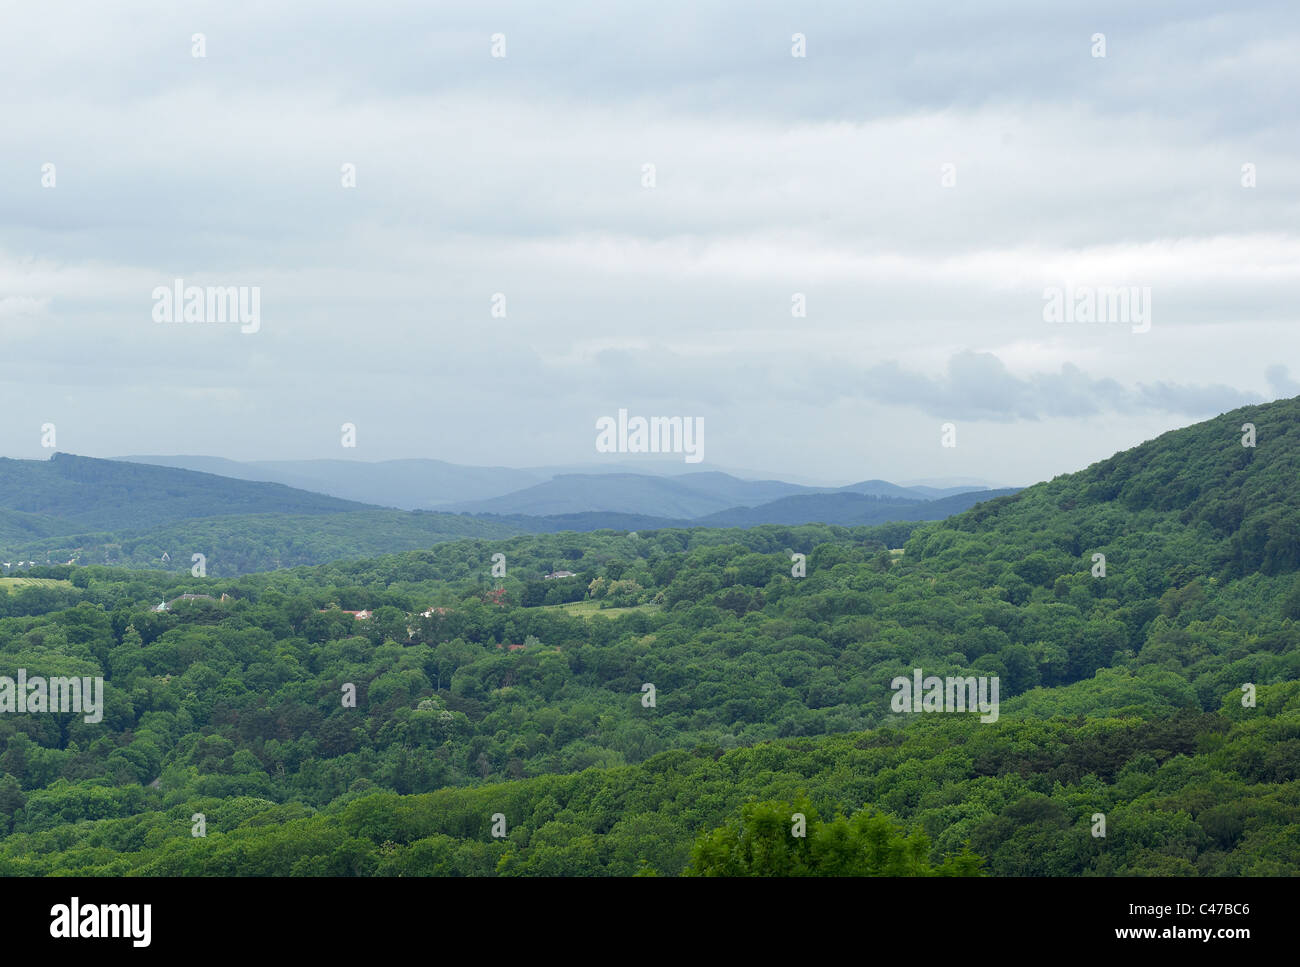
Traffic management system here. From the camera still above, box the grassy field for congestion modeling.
[542,599,661,618]
[0,576,74,593]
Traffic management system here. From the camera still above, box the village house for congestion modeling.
[316,608,372,620]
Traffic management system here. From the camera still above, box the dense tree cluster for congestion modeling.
[1,399,1298,875]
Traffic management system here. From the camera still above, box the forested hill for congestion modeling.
[0,400,1297,875]
[0,453,372,538]
[923,396,1299,580]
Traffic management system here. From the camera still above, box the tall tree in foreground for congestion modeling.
[685,795,983,877]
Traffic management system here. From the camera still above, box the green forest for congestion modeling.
[1,398,1298,875]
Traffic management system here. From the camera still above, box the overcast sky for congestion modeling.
[2,0,1297,487]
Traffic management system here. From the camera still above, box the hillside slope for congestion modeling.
[923,396,1300,580]
[0,453,371,538]
[695,488,1017,527]
[1,401,1298,876]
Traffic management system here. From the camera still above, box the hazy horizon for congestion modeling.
[23,449,1009,492]
[5,1,1298,483]
[13,379,1299,493]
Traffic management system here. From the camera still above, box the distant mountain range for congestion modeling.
[0,453,1018,575]
[117,455,993,514]
[689,488,1021,527]
[437,471,965,518]
[114,455,548,509]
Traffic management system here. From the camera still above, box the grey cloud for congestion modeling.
[819,350,1260,421]
[1134,381,1265,415]
[0,1,1297,485]
[5,1,1295,127]
[1265,364,1300,398]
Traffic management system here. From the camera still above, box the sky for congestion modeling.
[2,0,1298,487]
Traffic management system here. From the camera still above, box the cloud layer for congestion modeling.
[2,1,1298,485]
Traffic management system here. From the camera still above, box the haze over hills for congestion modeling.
[438,471,964,517]
[9,382,1286,580]
[0,453,1013,575]
[898,479,1005,498]
[117,454,999,511]
[439,471,804,517]
[115,455,548,509]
